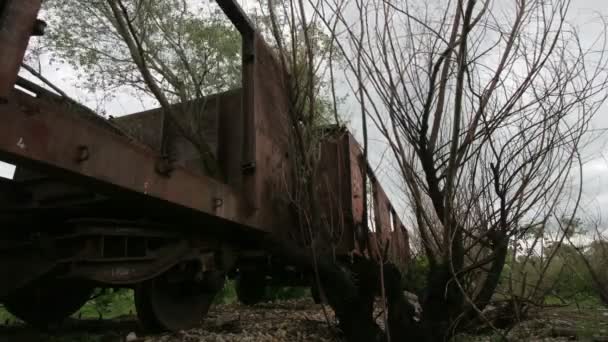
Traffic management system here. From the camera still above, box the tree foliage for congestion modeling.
[39,0,241,106]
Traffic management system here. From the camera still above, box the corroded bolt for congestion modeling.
[154,156,173,177]
[75,145,89,162]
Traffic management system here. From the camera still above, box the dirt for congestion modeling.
[0,299,605,342]
[146,299,341,342]
[0,299,343,342]
[456,306,608,342]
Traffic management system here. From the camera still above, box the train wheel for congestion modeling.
[235,271,266,305]
[135,276,218,332]
[3,279,93,329]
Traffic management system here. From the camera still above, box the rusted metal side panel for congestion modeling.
[0,0,41,100]
[313,131,409,264]
[0,90,271,233]
[113,90,240,179]
[342,133,410,265]
[315,131,355,252]
[217,90,244,188]
[390,225,410,270]
[111,111,162,151]
[0,37,294,238]
[0,0,408,270]
[374,183,410,265]
[349,135,365,229]
[371,179,391,253]
[246,35,294,234]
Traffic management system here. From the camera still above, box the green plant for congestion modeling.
[213,279,237,305]
[76,288,134,319]
[403,256,429,296]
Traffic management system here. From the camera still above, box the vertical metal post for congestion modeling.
[0,0,42,101]
[214,0,258,208]
[240,32,259,212]
[241,34,256,175]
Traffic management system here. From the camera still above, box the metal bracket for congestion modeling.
[154,155,174,177]
[32,19,46,36]
[241,161,256,175]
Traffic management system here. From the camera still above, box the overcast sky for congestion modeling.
[568,0,608,228]
[2,0,608,232]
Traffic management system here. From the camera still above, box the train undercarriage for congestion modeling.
[0,163,314,330]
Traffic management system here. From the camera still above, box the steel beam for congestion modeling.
[215,0,255,37]
[0,0,41,101]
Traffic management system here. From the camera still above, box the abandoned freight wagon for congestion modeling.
[0,0,410,331]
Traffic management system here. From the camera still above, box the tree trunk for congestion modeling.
[471,239,509,313]
[265,237,423,342]
[419,264,465,341]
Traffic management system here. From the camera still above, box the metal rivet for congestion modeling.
[242,162,256,175]
[154,156,173,177]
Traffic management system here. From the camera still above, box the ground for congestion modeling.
[0,298,340,342]
[455,304,608,342]
[0,297,606,341]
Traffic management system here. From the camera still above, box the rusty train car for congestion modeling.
[0,0,409,331]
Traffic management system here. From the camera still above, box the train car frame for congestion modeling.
[0,0,409,331]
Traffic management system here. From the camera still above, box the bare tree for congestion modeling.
[252,1,417,341]
[311,0,608,339]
